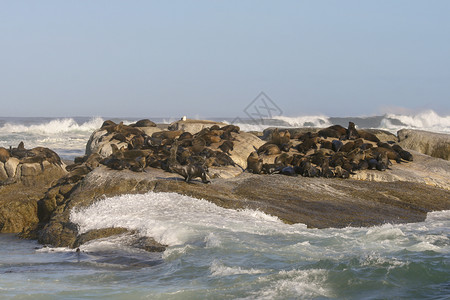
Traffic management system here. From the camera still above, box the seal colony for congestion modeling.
[247,122,414,178]
[67,119,239,184]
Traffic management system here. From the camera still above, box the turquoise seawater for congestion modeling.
[1,192,449,299]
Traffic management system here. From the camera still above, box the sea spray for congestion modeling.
[0,117,105,160]
[0,117,104,134]
[2,190,449,298]
[380,110,450,134]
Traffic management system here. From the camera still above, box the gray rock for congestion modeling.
[228,132,265,169]
[0,162,7,181]
[398,129,450,160]
[168,119,227,134]
[5,157,20,178]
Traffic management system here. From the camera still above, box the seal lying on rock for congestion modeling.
[247,122,414,180]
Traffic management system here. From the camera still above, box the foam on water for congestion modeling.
[230,109,450,134]
[0,117,104,134]
[70,192,303,247]
[380,110,450,133]
[272,115,332,128]
[3,190,450,299]
[0,117,106,160]
[210,260,267,277]
[252,269,331,299]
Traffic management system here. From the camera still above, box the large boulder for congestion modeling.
[351,150,450,190]
[85,129,129,157]
[168,119,227,135]
[0,159,67,234]
[398,129,450,160]
[228,132,265,169]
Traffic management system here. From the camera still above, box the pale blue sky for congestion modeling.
[1,1,449,118]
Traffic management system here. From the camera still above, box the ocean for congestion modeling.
[1,111,449,299]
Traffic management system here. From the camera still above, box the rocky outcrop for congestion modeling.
[37,158,450,248]
[0,157,67,233]
[398,129,450,160]
[351,150,450,190]
[168,119,227,134]
[228,132,265,169]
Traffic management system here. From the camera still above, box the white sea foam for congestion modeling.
[210,260,266,277]
[252,269,331,299]
[365,224,406,241]
[35,246,74,253]
[70,191,306,247]
[380,110,450,133]
[272,115,332,128]
[229,114,332,132]
[0,117,104,134]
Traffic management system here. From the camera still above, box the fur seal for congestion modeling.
[331,140,343,152]
[10,142,33,159]
[247,151,263,174]
[131,119,157,127]
[347,122,360,140]
[392,144,413,161]
[101,120,116,128]
[334,166,349,178]
[280,166,296,176]
[275,153,293,166]
[320,159,334,178]
[257,143,281,156]
[370,147,401,163]
[152,130,183,140]
[221,125,240,134]
[318,128,341,139]
[191,138,206,153]
[167,141,210,183]
[296,137,318,153]
[23,147,62,166]
[357,130,380,143]
[270,129,290,146]
[262,163,281,174]
[0,147,10,163]
[320,140,333,150]
[179,132,194,141]
[169,163,210,183]
[219,140,234,154]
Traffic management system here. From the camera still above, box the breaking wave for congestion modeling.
[0,117,104,134]
[380,110,450,134]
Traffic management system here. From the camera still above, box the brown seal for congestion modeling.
[347,122,360,140]
[169,163,211,183]
[247,151,263,174]
[0,147,10,163]
[257,143,281,156]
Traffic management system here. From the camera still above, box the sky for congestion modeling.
[1,0,449,118]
